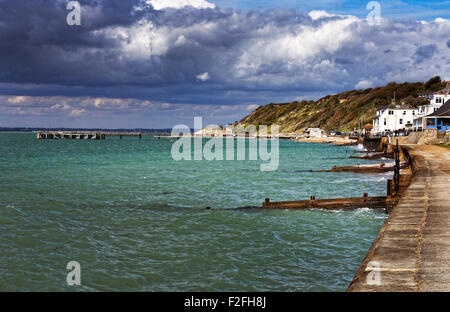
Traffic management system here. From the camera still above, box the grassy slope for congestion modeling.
[238,80,446,133]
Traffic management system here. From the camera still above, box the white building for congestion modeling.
[413,84,450,131]
[373,104,418,133]
[305,128,325,137]
[225,124,234,136]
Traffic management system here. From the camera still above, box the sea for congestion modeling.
[0,133,390,291]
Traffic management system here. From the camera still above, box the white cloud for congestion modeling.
[196,72,210,81]
[69,109,86,117]
[355,80,374,89]
[308,10,335,20]
[51,103,71,111]
[434,18,448,23]
[147,0,215,10]
[0,96,170,116]
[0,94,260,127]
[7,96,28,104]
[247,104,260,111]
[175,35,186,46]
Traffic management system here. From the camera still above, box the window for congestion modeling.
[384,118,387,126]
[403,111,406,115]
[388,110,394,115]
[400,119,403,125]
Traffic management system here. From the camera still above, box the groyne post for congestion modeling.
[393,140,400,194]
[387,179,392,196]
[309,196,316,208]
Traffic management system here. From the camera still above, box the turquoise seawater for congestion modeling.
[0,133,388,291]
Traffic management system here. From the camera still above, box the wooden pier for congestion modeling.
[36,131,143,140]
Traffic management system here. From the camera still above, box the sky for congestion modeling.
[1,0,450,129]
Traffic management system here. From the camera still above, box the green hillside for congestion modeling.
[238,77,446,133]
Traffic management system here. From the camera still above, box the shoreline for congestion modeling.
[348,144,450,291]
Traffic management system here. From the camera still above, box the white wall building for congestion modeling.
[305,128,325,137]
[373,104,418,133]
[414,84,450,130]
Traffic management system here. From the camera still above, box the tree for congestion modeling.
[425,76,441,89]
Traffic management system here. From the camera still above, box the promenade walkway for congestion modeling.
[348,145,450,291]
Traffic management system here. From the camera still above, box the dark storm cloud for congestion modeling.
[0,0,155,85]
[0,0,450,125]
[0,2,346,94]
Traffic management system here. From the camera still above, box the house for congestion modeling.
[373,103,418,133]
[305,128,325,137]
[423,99,450,132]
[225,124,234,136]
[414,84,450,130]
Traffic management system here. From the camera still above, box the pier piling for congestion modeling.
[36,131,141,140]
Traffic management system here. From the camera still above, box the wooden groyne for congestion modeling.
[263,194,387,211]
[349,152,393,160]
[319,162,408,173]
[321,140,409,173]
[261,140,410,212]
[36,131,142,140]
[348,144,450,292]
